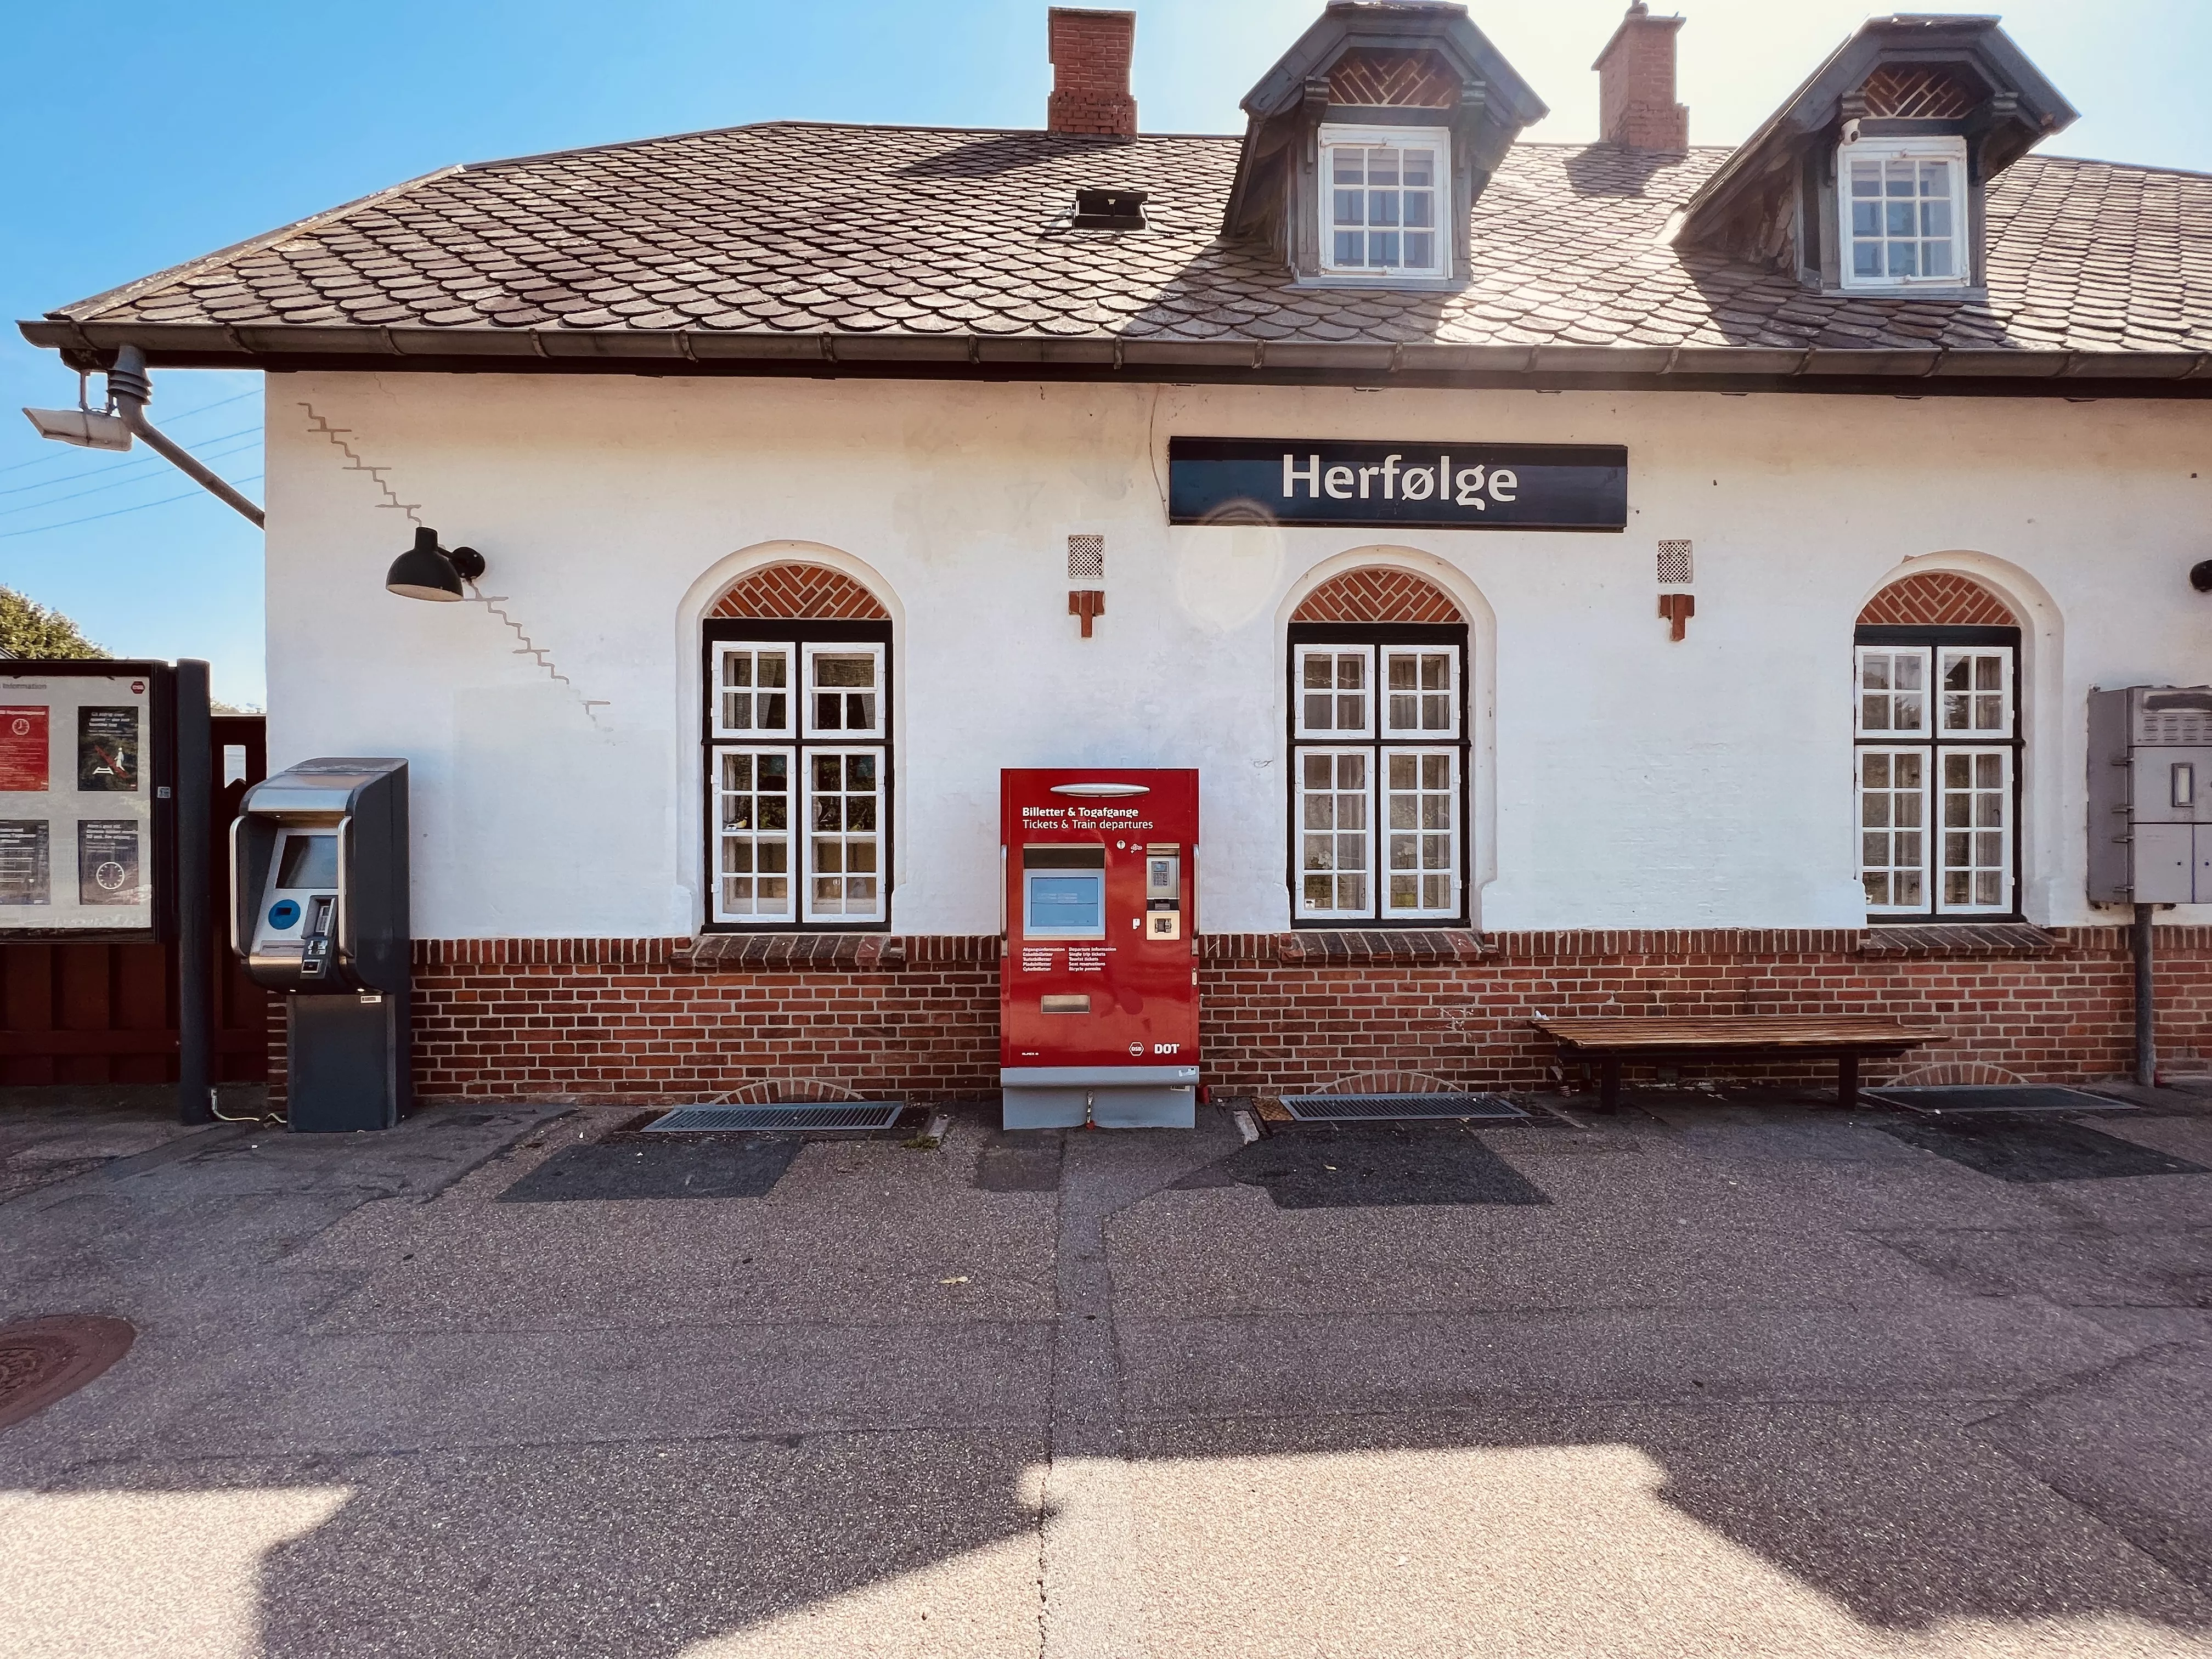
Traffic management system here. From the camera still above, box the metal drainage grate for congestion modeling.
[644,1102,905,1133]
[1284,1092,1527,1123]
[1863,1085,2133,1118]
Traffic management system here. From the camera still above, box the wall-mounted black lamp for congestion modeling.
[385,527,486,602]
[2191,559,2212,595]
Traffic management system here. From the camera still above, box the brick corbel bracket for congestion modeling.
[1069,589,1105,637]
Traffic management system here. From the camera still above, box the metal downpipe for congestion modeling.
[2134,901,2157,1089]
[106,345,265,528]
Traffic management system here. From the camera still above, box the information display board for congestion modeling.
[0,664,173,937]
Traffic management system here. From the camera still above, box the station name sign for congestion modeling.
[1167,437,1627,532]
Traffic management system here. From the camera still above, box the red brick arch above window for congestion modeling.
[710,563,889,621]
[1293,568,1464,625]
[1858,572,2017,628]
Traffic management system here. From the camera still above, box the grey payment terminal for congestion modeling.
[233,758,410,1131]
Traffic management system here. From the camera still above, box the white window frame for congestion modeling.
[801,641,886,740]
[1294,745,1378,921]
[1854,629,2020,922]
[1934,746,2013,916]
[711,744,798,924]
[1295,644,1375,740]
[799,746,887,926]
[1838,135,1970,291]
[1380,746,1462,919]
[713,642,795,739]
[1319,125,1451,281]
[1937,646,2013,740]
[1380,645,1461,740]
[1857,745,1930,917]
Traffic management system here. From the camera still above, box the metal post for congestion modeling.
[176,661,213,1124]
[2134,901,2157,1090]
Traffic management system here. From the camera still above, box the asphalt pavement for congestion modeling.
[3,1086,2211,1657]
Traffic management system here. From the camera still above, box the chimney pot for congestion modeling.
[1593,3,1688,153]
[1048,8,1137,139]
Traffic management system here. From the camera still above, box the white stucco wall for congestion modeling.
[262,371,2212,939]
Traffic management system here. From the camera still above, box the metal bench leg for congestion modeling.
[1601,1057,1622,1114]
[1838,1052,1859,1111]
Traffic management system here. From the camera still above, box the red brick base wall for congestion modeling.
[265,928,2212,1107]
[1200,928,2212,1095]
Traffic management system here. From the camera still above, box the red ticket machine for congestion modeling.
[1001,769,1199,1128]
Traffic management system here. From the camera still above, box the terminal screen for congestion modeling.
[1025,873,1104,938]
[277,833,338,890]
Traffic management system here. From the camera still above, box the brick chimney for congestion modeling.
[1593,2,1688,152]
[1048,8,1137,138]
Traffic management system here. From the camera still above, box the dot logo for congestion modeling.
[130,681,145,695]
[1127,1042,1144,1057]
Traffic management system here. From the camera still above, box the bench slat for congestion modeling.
[1532,1015,1943,1052]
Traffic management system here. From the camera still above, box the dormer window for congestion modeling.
[1321,126,1448,279]
[1839,136,1969,289]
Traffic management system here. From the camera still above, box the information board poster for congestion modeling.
[0,670,160,932]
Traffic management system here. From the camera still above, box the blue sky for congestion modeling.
[4,0,2207,708]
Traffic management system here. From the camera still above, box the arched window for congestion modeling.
[1288,568,1468,925]
[703,563,891,930]
[1854,572,2021,919]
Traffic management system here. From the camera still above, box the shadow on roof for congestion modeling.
[1560,143,1696,200]
[898,131,1142,179]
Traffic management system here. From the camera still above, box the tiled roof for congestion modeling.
[26,121,2212,376]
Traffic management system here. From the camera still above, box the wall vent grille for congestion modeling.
[1656,540,1693,585]
[1068,535,1104,582]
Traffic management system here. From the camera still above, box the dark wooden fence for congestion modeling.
[0,715,272,1085]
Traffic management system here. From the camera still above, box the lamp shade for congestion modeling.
[386,527,465,602]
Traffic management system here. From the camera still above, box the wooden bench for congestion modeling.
[1531,1015,1945,1111]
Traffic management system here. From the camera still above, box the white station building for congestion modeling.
[21,2,2212,1104]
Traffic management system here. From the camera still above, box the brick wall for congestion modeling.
[1200,928,2212,1094]
[266,928,2212,1107]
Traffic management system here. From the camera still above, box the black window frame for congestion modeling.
[1853,622,2023,924]
[700,617,893,934]
[1285,620,1472,929]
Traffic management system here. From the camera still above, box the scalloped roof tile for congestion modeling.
[32,120,2212,360]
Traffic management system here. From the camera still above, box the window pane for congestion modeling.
[715,746,795,921]
[1335,230,1364,266]
[1369,231,1399,266]
[1333,149,1363,185]
[1334,189,1364,228]
[1922,240,1954,278]
[1296,748,1372,916]
[1888,240,1918,277]
[1367,149,1398,187]
[1380,748,1455,915]
[1401,149,1434,187]
[1859,747,1931,912]
[1852,162,1882,196]
[804,746,885,921]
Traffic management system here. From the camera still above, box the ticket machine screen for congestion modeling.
[1024,847,1105,937]
[255,830,341,981]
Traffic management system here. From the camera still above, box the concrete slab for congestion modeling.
[1976,1341,2212,1599]
[1113,1297,2133,1420]
[1120,1406,2212,1655]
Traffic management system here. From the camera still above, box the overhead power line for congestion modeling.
[0,428,262,500]
[0,475,264,541]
